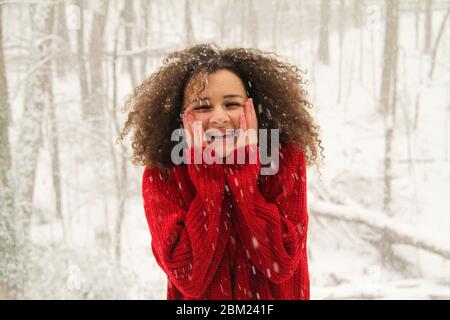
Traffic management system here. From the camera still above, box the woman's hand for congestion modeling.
[221,98,259,161]
[213,98,259,159]
[236,98,258,149]
[182,108,208,149]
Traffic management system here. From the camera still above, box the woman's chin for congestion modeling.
[208,138,236,158]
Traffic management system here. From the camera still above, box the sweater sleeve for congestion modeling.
[224,143,309,284]
[142,146,230,298]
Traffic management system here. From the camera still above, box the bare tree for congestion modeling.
[16,2,55,240]
[428,7,450,79]
[238,0,259,48]
[415,0,421,50]
[379,0,407,274]
[380,0,399,216]
[10,2,55,297]
[110,29,128,264]
[272,0,281,52]
[0,2,19,299]
[54,2,69,78]
[297,0,304,44]
[121,0,137,88]
[138,0,152,80]
[86,0,109,130]
[240,0,246,46]
[48,13,66,240]
[423,0,432,53]
[219,0,231,45]
[247,0,258,48]
[185,0,194,46]
[76,0,90,122]
[318,0,330,65]
[337,0,345,104]
[0,5,9,131]
[352,0,363,28]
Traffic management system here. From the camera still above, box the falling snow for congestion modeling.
[1,0,449,300]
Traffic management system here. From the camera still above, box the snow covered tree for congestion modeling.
[0,2,18,299]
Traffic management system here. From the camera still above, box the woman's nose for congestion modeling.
[209,106,230,125]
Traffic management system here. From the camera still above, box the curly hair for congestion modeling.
[117,43,324,176]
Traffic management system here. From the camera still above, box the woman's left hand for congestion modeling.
[211,98,258,159]
[236,98,258,149]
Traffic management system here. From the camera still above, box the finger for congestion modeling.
[237,114,247,149]
[248,98,258,145]
[193,119,206,148]
[182,111,192,148]
[240,112,247,131]
[192,119,201,148]
[244,99,252,130]
[249,98,258,129]
[198,121,208,148]
[187,113,197,148]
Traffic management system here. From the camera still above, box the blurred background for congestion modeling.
[1,0,450,299]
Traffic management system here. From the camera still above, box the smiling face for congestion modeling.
[182,69,249,155]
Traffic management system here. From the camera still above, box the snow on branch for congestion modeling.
[310,200,450,260]
[105,44,179,58]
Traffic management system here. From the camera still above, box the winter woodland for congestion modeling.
[1,0,450,299]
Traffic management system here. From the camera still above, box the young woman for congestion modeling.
[119,43,322,300]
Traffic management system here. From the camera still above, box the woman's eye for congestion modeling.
[193,103,241,111]
[194,105,210,111]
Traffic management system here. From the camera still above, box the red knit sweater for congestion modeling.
[142,142,310,300]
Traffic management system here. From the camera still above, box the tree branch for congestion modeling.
[310,200,450,259]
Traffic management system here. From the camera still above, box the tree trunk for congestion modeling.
[415,0,421,50]
[185,0,194,46]
[318,0,330,65]
[337,0,345,104]
[371,28,377,111]
[46,59,66,240]
[10,2,55,298]
[86,0,109,131]
[0,5,10,128]
[380,0,399,216]
[219,0,227,45]
[240,0,246,46]
[139,0,151,80]
[111,31,128,264]
[247,0,258,48]
[428,8,450,80]
[272,0,281,52]
[121,0,137,88]
[297,0,304,44]
[359,23,364,81]
[76,0,89,123]
[379,0,402,275]
[353,0,363,28]
[54,2,69,78]
[445,97,449,161]
[16,2,55,240]
[423,0,432,53]
[0,3,19,299]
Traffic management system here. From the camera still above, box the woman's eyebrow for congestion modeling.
[188,94,244,105]
[223,94,244,99]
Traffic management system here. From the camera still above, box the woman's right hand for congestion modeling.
[182,108,208,150]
